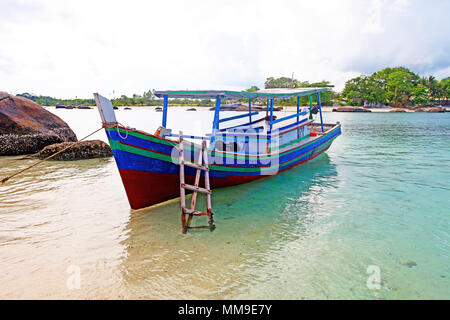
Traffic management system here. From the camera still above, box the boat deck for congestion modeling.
[209,114,338,155]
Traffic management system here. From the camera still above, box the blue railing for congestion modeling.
[167,133,209,140]
[218,111,259,123]
[219,116,266,132]
[269,111,307,126]
[268,117,308,134]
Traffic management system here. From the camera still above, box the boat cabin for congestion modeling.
[153,88,328,155]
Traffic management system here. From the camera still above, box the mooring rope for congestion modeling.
[116,123,128,140]
[1,127,104,185]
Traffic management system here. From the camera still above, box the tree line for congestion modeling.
[341,67,449,107]
[16,90,213,107]
[16,68,449,108]
[16,92,97,107]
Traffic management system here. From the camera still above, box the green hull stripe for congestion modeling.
[106,128,177,147]
[109,125,340,162]
[110,134,338,173]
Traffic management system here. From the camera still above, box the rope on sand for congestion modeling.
[1,127,104,184]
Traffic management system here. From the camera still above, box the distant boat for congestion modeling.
[77,105,92,109]
[124,107,131,110]
[155,107,163,112]
[66,105,74,109]
[55,104,66,109]
[217,103,244,111]
[113,106,118,110]
[186,108,196,111]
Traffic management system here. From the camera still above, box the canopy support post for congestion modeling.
[162,94,168,128]
[266,99,269,116]
[248,98,252,122]
[297,96,300,123]
[270,98,274,131]
[210,96,221,148]
[309,95,313,120]
[318,92,324,133]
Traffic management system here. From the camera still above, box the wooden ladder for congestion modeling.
[178,131,215,234]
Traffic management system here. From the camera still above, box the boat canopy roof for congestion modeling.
[154,87,329,99]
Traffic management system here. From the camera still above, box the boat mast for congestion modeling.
[269,98,274,131]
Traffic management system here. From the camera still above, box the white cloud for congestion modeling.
[362,0,385,35]
[394,0,412,9]
[0,0,448,98]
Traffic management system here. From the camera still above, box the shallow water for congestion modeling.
[0,108,449,299]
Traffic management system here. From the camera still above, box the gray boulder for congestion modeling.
[33,140,112,160]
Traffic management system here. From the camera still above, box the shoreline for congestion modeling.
[48,105,449,113]
[45,104,449,113]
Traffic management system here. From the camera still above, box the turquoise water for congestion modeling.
[0,109,449,299]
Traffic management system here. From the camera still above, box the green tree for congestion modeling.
[343,66,425,107]
[264,77,296,88]
[372,67,419,106]
[385,71,418,106]
[437,77,450,105]
[341,76,386,106]
[264,77,336,106]
[412,85,429,106]
[245,86,259,92]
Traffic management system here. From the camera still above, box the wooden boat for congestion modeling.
[94,88,341,210]
[77,105,92,109]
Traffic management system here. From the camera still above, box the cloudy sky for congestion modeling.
[1,0,449,98]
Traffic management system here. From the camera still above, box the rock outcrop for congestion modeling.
[413,107,446,113]
[427,107,446,113]
[33,140,112,160]
[332,106,371,112]
[0,92,77,155]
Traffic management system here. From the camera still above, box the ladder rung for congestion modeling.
[185,225,215,230]
[181,183,211,194]
[183,208,209,216]
[181,161,209,171]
